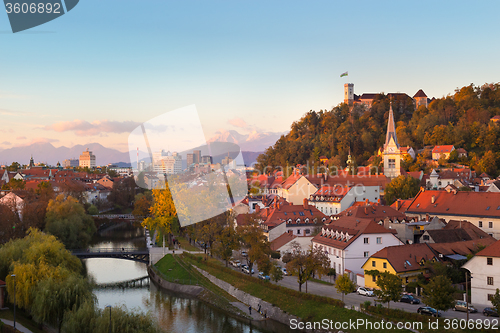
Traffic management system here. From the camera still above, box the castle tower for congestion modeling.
[344,83,354,105]
[383,103,401,178]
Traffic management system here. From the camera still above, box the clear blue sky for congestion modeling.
[1,0,499,151]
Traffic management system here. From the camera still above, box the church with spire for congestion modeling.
[383,104,401,178]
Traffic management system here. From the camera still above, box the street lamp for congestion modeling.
[11,274,16,330]
[106,305,111,333]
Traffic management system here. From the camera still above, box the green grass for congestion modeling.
[176,237,198,252]
[310,278,334,286]
[182,253,412,333]
[154,254,195,283]
[0,307,44,333]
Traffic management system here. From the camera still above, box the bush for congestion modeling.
[270,251,281,259]
[363,300,371,309]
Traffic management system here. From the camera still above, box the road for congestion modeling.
[226,251,492,322]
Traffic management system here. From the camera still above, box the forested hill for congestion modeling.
[256,83,500,176]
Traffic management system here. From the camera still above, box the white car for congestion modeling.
[357,287,374,297]
[281,267,288,276]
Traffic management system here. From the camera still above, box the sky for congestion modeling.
[1,0,500,153]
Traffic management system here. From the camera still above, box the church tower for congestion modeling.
[29,155,35,169]
[383,104,401,178]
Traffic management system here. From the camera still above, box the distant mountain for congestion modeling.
[207,129,284,152]
[0,142,131,166]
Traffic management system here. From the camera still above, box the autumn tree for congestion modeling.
[384,175,420,205]
[286,242,330,293]
[422,275,456,312]
[365,271,402,309]
[236,214,270,275]
[212,222,239,266]
[334,273,356,303]
[132,192,152,217]
[142,186,178,248]
[45,195,96,249]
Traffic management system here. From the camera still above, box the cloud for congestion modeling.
[16,136,26,140]
[44,119,141,136]
[1,141,12,145]
[228,117,247,128]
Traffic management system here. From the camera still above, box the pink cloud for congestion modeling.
[44,119,141,136]
[228,117,247,128]
[16,136,26,140]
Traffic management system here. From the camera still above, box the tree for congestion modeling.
[132,192,152,217]
[213,224,239,266]
[88,205,99,215]
[142,187,178,247]
[45,195,97,249]
[384,175,420,205]
[285,242,330,292]
[335,273,356,303]
[236,214,270,275]
[270,262,284,284]
[422,275,456,312]
[32,274,95,332]
[366,271,402,309]
[490,288,500,315]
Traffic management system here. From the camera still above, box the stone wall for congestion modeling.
[193,266,301,326]
[148,266,204,297]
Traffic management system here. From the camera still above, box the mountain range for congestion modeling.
[0,129,280,166]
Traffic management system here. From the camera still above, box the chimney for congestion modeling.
[431,195,435,204]
[255,205,260,213]
[396,199,400,210]
[365,198,369,205]
[303,198,308,210]
[426,213,430,222]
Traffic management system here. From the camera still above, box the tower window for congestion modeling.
[388,159,396,169]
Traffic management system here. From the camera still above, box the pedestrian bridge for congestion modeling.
[95,275,150,289]
[71,248,150,264]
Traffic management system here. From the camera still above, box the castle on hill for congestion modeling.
[344,83,432,109]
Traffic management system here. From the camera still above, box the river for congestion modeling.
[83,222,292,333]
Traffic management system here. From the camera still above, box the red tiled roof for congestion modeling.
[475,239,500,257]
[270,232,297,251]
[413,89,428,98]
[405,190,500,218]
[432,145,454,154]
[390,199,413,212]
[313,216,394,250]
[261,202,327,228]
[369,243,437,273]
[340,204,406,221]
[429,238,496,256]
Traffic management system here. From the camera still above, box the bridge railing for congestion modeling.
[70,248,149,254]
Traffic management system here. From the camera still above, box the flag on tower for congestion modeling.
[340,71,348,77]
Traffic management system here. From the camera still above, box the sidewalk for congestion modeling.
[0,319,33,333]
[230,302,266,321]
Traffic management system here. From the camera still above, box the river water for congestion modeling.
[84,222,292,333]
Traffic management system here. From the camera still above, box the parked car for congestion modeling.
[400,295,421,304]
[417,306,441,317]
[241,251,248,257]
[281,267,288,276]
[258,272,270,280]
[230,259,241,267]
[241,264,254,274]
[356,287,374,297]
[453,300,478,313]
[483,307,499,317]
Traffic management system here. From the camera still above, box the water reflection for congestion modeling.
[85,223,293,333]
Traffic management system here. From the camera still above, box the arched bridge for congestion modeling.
[71,248,149,264]
[95,276,150,289]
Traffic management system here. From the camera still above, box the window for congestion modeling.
[488,277,494,285]
[299,211,304,216]
[364,252,369,258]
[376,237,382,244]
[297,229,301,235]
[488,258,493,265]
[305,229,310,234]
[383,262,387,269]
[364,237,369,244]
[489,222,493,228]
[388,159,396,169]
[372,261,376,267]
[405,277,409,283]
[488,294,495,301]
[479,221,483,228]
[372,275,376,282]
[423,235,429,241]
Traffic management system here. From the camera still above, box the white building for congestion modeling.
[153,150,182,174]
[312,216,403,280]
[462,240,500,308]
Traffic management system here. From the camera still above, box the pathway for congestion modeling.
[230,302,266,321]
[0,319,33,333]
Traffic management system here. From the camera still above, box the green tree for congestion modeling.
[32,274,95,332]
[45,195,97,249]
[366,271,402,309]
[7,162,21,171]
[87,205,99,215]
[490,288,500,315]
[237,214,270,275]
[422,275,456,312]
[334,273,356,303]
[285,242,330,293]
[384,175,420,205]
[270,262,284,284]
[213,224,239,267]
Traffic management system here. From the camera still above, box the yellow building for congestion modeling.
[362,243,438,289]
